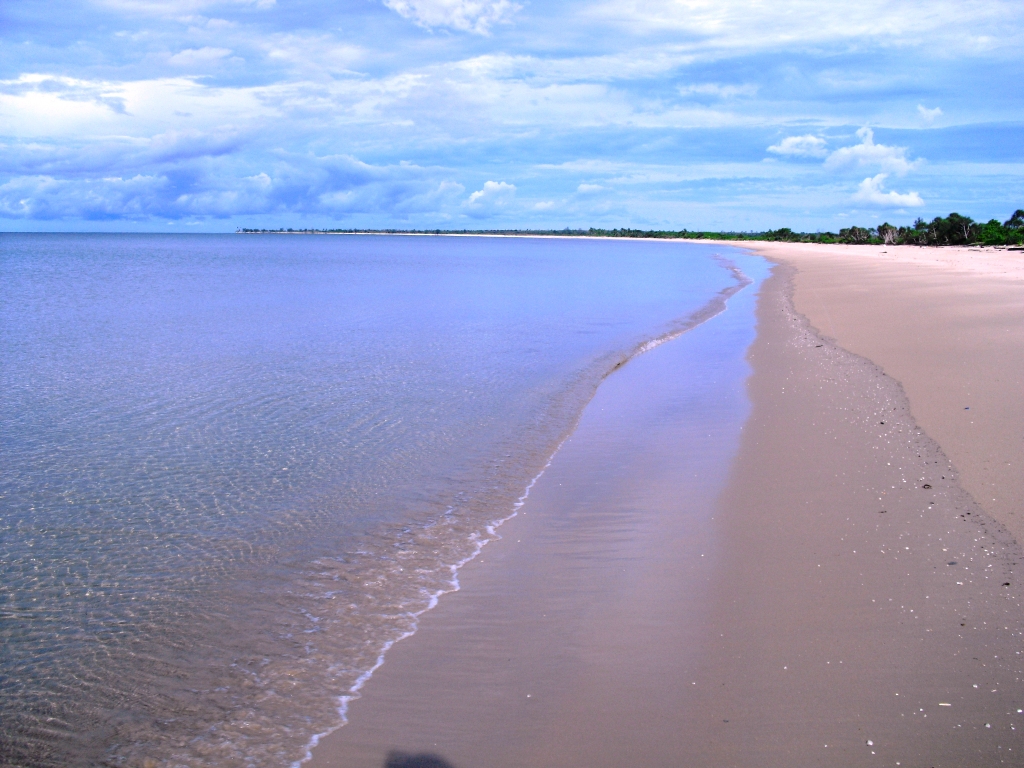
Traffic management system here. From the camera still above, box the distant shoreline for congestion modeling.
[236,228,1024,252]
[235,228,760,240]
[235,216,1024,249]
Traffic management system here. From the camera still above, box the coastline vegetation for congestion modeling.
[238,209,1024,246]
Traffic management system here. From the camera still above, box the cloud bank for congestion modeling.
[1,0,1022,229]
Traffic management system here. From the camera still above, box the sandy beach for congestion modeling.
[748,243,1024,547]
[308,245,1024,768]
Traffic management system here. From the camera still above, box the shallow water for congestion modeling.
[302,247,771,768]
[1,234,742,767]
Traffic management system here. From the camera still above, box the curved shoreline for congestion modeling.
[297,251,754,767]
[305,252,1024,768]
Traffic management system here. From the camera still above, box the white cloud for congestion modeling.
[464,180,515,216]
[259,35,364,76]
[678,83,757,99]
[576,183,605,193]
[825,127,919,175]
[0,74,130,115]
[0,74,272,140]
[587,0,1019,56]
[167,47,233,66]
[917,104,942,123]
[767,135,827,158]
[852,173,924,207]
[383,0,520,34]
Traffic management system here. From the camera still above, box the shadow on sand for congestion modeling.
[384,751,457,768]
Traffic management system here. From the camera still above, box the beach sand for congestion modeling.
[747,243,1024,547]
[308,247,1024,768]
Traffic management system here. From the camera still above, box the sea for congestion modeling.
[0,233,760,767]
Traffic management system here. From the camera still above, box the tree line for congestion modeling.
[237,208,1024,246]
[769,209,1024,246]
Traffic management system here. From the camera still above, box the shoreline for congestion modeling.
[304,245,767,768]
[306,244,1024,767]
[295,254,754,767]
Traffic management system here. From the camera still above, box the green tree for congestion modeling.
[926,213,975,245]
[877,222,898,245]
[839,226,871,244]
[765,227,800,242]
[977,219,1008,245]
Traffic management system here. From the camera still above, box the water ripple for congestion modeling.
[1,233,734,766]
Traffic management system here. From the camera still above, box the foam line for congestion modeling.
[293,251,753,767]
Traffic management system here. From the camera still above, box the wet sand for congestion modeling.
[308,253,1024,768]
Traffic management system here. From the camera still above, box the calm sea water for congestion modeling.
[1,234,745,767]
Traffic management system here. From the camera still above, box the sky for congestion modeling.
[1,0,1022,232]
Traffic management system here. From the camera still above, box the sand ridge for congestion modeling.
[695,263,1024,765]
[745,242,1024,550]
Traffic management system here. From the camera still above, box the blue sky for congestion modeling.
[2,0,1022,231]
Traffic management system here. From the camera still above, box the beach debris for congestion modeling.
[879,510,887,514]
[866,739,874,746]
[939,703,951,707]
[948,561,957,565]
[922,484,932,489]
